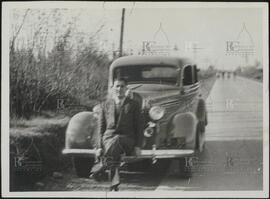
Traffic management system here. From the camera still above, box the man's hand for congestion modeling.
[125,89,133,99]
[95,148,103,158]
[134,147,141,156]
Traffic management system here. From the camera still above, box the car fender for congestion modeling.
[65,111,99,149]
[168,112,198,149]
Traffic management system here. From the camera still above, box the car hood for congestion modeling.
[127,84,181,106]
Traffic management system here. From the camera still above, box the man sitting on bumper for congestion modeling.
[90,77,143,191]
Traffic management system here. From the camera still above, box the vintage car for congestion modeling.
[62,55,207,177]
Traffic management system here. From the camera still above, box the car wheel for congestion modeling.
[73,157,95,178]
[199,120,205,132]
[196,125,205,153]
[205,112,208,126]
[178,158,192,178]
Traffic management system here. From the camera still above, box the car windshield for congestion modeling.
[113,65,178,85]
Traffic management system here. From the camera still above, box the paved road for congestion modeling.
[156,76,263,191]
[35,76,263,192]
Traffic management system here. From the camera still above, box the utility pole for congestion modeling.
[119,8,125,57]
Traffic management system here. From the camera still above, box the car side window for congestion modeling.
[183,65,193,86]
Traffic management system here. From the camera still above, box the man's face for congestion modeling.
[112,80,126,99]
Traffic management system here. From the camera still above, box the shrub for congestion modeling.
[10,9,112,119]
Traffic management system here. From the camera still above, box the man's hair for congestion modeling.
[113,77,127,85]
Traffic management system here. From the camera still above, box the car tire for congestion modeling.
[73,157,95,178]
[205,111,208,126]
[196,125,205,153]
[178,158,192,178]
[199,120,205,133]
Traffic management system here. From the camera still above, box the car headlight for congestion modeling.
[149,106,165,121]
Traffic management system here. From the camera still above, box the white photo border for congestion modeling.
[1,1,269,198]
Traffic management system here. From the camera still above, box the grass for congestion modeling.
[238,67,263,82]
[10,114,68,128]
[10,115,70,138]
[10,114,73,190]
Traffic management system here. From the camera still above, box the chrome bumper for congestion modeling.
[62,148,194,160]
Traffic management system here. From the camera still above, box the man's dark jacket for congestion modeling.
[97,97,143,149]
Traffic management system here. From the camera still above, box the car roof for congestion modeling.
[110,56,194,69]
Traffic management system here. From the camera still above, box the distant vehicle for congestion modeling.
[221,71,225,78]
[233,71,237,79]
[62,56,208,178]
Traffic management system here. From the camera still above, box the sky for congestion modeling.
[9,2,266,70]
[123,7,263,69]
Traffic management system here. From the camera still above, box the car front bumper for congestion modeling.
[62,148,194,161]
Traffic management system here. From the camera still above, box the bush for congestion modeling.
[10,10,112,119]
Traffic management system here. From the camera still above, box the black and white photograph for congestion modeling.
[1,1,269,198]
